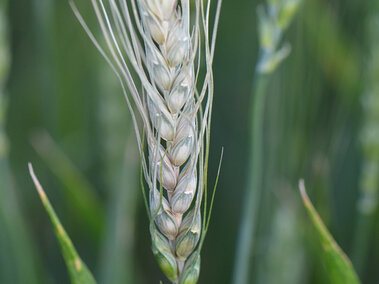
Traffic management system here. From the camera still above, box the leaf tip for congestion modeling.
[28,162,47,203]
[298,178,310,206]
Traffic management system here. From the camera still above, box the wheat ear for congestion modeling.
[70,0,222,282]
[233,0,301,283]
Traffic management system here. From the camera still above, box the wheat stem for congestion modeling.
[232,72,269,284]
[232,0,301,282]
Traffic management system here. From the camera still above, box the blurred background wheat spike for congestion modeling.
[1,0,379,283]
[233,0,302,283]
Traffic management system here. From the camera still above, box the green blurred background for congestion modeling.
[1,0,378,283]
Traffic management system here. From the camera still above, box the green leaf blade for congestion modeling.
[29,163,97,284]
[299,180,360,284]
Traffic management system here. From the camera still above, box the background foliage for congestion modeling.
[1,0,378,283]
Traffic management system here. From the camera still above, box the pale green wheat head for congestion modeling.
[70,0,222,282]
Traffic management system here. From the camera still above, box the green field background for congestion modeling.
[1,0,378,283]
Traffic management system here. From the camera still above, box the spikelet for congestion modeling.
[257,0,302,73]
[70,0,222,281]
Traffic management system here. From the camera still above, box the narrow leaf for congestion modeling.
[28,163,97,284]
[299,180,360,284]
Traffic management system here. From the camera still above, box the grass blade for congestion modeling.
[28,163,97,284]
[299,180,360,284]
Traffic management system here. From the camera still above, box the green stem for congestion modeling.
[232,71,269,284]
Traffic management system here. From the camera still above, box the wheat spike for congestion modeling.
[70,0,222,282]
